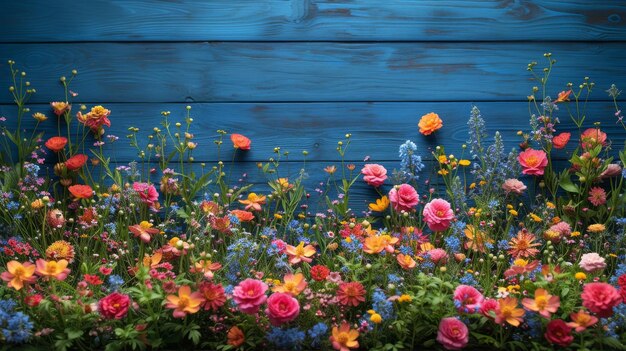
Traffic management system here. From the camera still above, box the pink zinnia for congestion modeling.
[453,285,484,314]
[265,292,300,326]
[579,253,606,273]
[132,182,159,207]
[232,278,268,314]
[98,292,130,320]
[423,198,454,232]
[388,184,419,212]
[336,281,366,307]
[581,282,622,318]
[361,164,388,187]
[480,298,498,319]
[518,148,548,176]
[587,187,606,206]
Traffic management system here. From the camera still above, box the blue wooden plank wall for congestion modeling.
[1,1,626,212]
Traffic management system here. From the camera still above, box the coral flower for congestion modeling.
[190,259,222,280]
[552,132,571,149]
[1,261,36,290]
[587,187,607,206]
[566,310,598,332]
[77,105,111,131]
[232,279,268,314]
[68,184,93,199]
[198,282,227,311]
[507,229,540,258]
[265,292,300,326]
[231,133,251,150]
[453,285,484,314]
[65,154,88,171]
[504,259,540,277]
[368,196,390,212]
[522,288,560,318]
[310,265,331,281]
[336,281,366,307]
[230,209,255,222]
[518,148,548,176]
[45,240,75,262]
[423,198,454,232]
[45,136,68,153]
[580,128,607,149]
[363,235,386,254]
[418,112,443,136]
[330,322,359,351]
[272,273,307,296]
[388,184,419,212]
[238,193,266,211]
[464,225,493,253]
[132,182,159,207]
[555,90,572,103]
[396,253,416,270]
[227,326,245,347]
[129,221,160,243]
[50,101,71,116]
[285,242,316,265]
[165,285,205,318]
[495,297,525,327]
[142,252,162,269]
[361,164,387,187]
[35,259,70,281]
[502,178,527,195]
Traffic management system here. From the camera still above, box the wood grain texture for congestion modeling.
[1,1,625,42]
[1,102,622,163]
[1,42,625,103]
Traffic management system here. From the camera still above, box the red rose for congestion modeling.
[544,319,573,347]
[65,154,88,171]
[45,136,68,153]
[98,292,131,320]
[310,265,330,281]
[552,132,570,149]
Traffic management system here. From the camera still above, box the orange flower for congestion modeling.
[165,285,205,318]
[324,165,337,174]
[68,184,93,199]
[555,90,572,103]
[495,297,525,327]
[189,260,222,280]
[238,193,266,211]
[230,209,255,222]
[1,261,36,290]
[464,225,493,253]
[363,235,385,254]
[227,326,245,347]
[368,196,389,212]
[285,242,316,265]
[272,273,307,296]
[337,282,366,307]
[35,258,70,281]
[45,136,68,153]
[200,200,220,215]
[330,322,359,351]
[129,221,160,243]
[508,229,540,258]
[50,101,71,116]
[522,288,560,318]
[396,253,416,270]
[418,112,443,136]
[567,310,598,332]
[142,252,163,269]
[231,133,251,150]
[76,105,111,131]
[65,154,88,171]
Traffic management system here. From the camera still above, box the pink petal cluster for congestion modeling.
[98,292,131,320]
[578,253,606,273]
[581,282,622,318]
[549,221,571,238]
[232,278,268,314]
[518,148,548,176]
[132,182,159,207]
[502,179,527,195]
[453,285,484,314]
[265,292,300,326]
[423,198,454,231]
[361,164,388,187]
[428,248,449,265]
[388,184,419,212]
[437,317,469,350]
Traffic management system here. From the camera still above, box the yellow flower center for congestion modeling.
[535,296,548,310]
[337,332,349,344]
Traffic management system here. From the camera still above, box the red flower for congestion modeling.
[552,132,570,149]
[230,209,255,222]
[336,281,366,307]
[84,274,103,285]
[581,282,622,318]
[581,128,607,150]
[198,282,227,311]
[231,133,251,150]
[98,292,131,320]
[310,265,330,282]
[544,319,573,347]
[68,184,93,199]
[45,136,68,153]
[65,154,88,171]
[518,148,548,176]
[24,294,43,307]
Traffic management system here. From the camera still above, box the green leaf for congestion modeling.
[65,328,84,340]
[559,171,579,193]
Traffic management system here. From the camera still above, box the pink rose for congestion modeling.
[232,278,268,314]
[579,253,606,273]
[265,292,300,326]
[388,184,419,212]
[133,182,159,207]
[428,248,448,265]
[581,282,622,318]
[453,285,484,314]
[502,179,527,195]
[361,164,388,187]
[518,148,548,176]
[98,292,130,320]
[437,317,469,350]
[423,198,454,232]
[479,298,498,319]
[601,164,622,179]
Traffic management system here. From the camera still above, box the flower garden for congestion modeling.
[1,55,626,350]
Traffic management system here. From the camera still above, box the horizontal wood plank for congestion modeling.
[1,102,622,163]
[1,1,625,42]
[0,42,625,103]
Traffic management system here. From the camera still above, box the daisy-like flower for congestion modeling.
[165,285,205,318]
[504,259,540,278]
[189,260,222,280]
[285,242,316,265]
[507,229,541,258]
[368,196,390,212]
[129,221,160,243]
[238,193,266,211]
[522,288,560,318]
[567,310,598,332]
[330,322,359,351]
[336,281,366,307]
[495,297,525,327]
[587,187,607,206]
[1,261,36,290]
[198,282,227,311]
[45,240,75,263]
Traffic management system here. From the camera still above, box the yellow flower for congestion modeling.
[587,224,605,233]
[469,182,476,190]
[529,213,542,222]
[398,294,412,303]
[368,196,390,212]
[274,213,283,220]
[575,272,587,280]
[438,169,449,176]
[459,159,471,166]
[546,202,556,209]
[367,310,382,324]
[509,210,518,216]
[479,180,487,186]
[31,199,44,210]
[571,231,581,237]
[32,112,48,122]
[438,155,448,164]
